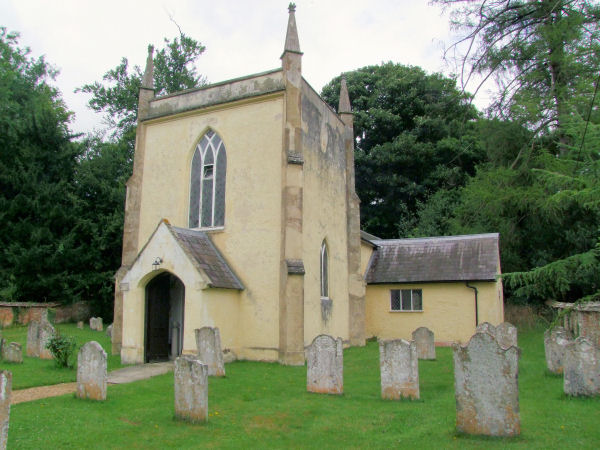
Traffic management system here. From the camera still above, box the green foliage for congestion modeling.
[45,331,76,368]
[321,63,485,237]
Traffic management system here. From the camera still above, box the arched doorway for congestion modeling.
[145,272,185,362]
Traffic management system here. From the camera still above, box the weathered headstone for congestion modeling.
[26,320,40,357]
[0,371,11,450]
[77,321,84,329]
[89,317,103,331]
[106,324,113,339]
[475,321,496,337]
[38,321,55,359]
[379,339,419,400]
[412,327,435,360]
[496,322,518,349]
[306,334,343,395]
[2,343,22,364]
[76,341,107,401]
[174,355,208,423]
[195,327,225,377]
[544,327,572,374]
[454,332,520,436]
[563,337,600,396]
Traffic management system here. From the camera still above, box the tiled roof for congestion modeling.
[365,233,500,284]
[170,226,244,290]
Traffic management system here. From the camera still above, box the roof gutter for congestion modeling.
[466,281,479,326]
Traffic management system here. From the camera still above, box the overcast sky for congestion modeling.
[1,0,487,135]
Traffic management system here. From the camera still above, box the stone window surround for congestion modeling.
[320,240,329,300]
[390,289,423,312]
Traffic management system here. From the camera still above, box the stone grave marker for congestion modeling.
[195,327,225,377]
[563,337,600,396]
[379,339,419,400]
[174,355,208,423]
[496,322,518,349]
[89,317,103,331]
[544,327,572,374]
[106,324,113,339]
[0,371,11,450]
[454,332,520,436]
[26,321,40,357]
[412,327,435,360]
[306,335,343,395]
[38,321,55,359]
[475,321,496,337]
[2,343,22,364]
[77,321,84,329]
[77,341,107,401]
[0,339,4,358]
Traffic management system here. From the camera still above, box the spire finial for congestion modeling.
[142,44,154,89]
[338,74,352,114]
[283,3,301,54]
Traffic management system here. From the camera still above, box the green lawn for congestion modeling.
[0,323,123,389]
[6,326,600,448]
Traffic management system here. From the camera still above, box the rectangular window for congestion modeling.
[390,289,423,311]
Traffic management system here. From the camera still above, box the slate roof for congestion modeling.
[365,233,500,284]
[169,225,244,290]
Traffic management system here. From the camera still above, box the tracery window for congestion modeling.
[320,240,329,298]
[189,130,227,228]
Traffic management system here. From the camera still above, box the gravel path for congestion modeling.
[12,383,77,405]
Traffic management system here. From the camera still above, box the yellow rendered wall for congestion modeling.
[365,281,504,345]
[135,95,284,360]
[301,83,350,344]
[360,241,375,277]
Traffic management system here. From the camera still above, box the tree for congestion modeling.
[0,28,81,302]
[321,63,484,238]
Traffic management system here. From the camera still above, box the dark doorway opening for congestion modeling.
[145,272,185,362]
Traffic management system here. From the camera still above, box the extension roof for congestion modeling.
[365,233,500,284]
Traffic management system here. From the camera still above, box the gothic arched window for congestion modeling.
[320,240,329,298]
[189,130,227,228]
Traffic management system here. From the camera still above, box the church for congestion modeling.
[112,5,504,365]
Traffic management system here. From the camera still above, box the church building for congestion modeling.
[112,5,503,365]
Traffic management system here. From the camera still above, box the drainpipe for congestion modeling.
[466,282,479,326]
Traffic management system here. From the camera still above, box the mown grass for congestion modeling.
[7,326,600,448]
[0,323,123,389]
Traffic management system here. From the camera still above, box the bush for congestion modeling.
[46,332,77,368]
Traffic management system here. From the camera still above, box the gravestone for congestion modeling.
[174,355,208,423]
[0,371,11,450]
[26,321,40,357]
[77,341,107,401]
[412,327,435,360]
[475,322,496,337]
[496,322,518,349]
[38,321,55,359]
[195,327,225,377]
[0,339,4,358]
[89,317,103,331]
[2,343,22,364]
[379,339,419,400]
[77,321,84,329]
[306,335,343,395]
[563,337,600,396]
[106,324,113,339]
[544,327,572,374]
[454,332,520,436]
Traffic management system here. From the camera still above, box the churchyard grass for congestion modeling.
[0,323,122,389]
[8,326,600,448]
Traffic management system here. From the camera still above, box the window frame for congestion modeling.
[390,289,423,312]
[320,241,329,299]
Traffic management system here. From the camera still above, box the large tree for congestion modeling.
[321,63,484,238]
[0,28,81,302]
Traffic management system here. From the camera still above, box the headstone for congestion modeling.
[106,324,113,338]
[544,327,572,374]
[496,322,518,349]
[412,327,435,360]
[379,339,419,400]
[76,341,107,401]
[0,371,11,450]
[306,335,343,395]
[563,337,600,396]
[89,317,103,331]
[26,320,40,357]
[77,321,84,329]
[475,321,496,337]
[0,339,4,358]
[2,343,22,364]
[38,321,55,359]
[195,327,225,377]
[453,332,520,436]
[174,355,208,423]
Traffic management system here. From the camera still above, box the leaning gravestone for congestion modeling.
[2,343,23,364]
[174,355,208,423]
[544,327,572,374]
[412,327,435,360]
[563,337,600,396]
[306,335,343,395]
[379,339,419,400]
[26,321,40,357]
[454,332,520,436]
[77,341,107,401]
[195,327,225,377]
[0,370,11,450]
[38,321,55,359]
[496,322,518,349]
